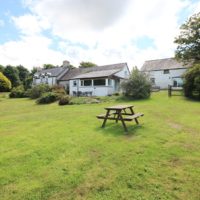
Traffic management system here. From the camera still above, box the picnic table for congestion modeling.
[97,105,144,132]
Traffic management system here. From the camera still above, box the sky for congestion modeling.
[0,0,199,70]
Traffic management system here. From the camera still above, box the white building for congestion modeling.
[58,63,130,96]
[33,61,70,86]
[141,58,191,89]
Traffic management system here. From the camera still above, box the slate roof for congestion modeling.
[141,58,191,71]
[73,69,121,79]
[35,67,69,77]
[59,63,128,81]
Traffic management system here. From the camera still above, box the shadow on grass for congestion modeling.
[95,121,145,137]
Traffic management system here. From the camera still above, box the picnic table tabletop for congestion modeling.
[104,105,134,110]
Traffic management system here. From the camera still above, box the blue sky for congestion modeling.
[0,0,199,69]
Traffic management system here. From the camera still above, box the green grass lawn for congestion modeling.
[0,92,200,200]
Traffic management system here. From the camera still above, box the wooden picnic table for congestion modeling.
[97,105,144,132]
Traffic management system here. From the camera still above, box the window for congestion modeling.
[163,69,169,74]
[94,79,106,86]
[81,80,92,86]
[73,80,77,86]
[150,78,155,84]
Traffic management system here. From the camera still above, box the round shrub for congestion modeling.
[0,72,11,92]
[121,68,151,99]
[58,95,71,105]
[36,92,58,104]
[29,84,51,99]
[9,86,28,98]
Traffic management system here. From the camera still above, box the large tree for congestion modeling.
[79,61,97,68]
[0,65,4,73]
[174,12,200,64]
[3,65,21,87]
[43,64,55,69]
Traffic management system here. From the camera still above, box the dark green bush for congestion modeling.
[121,68,151,99]
[29,84,51,99]
[36,92,58,104]
[58,95,71,105]
[0,72,11,92]
[9,86,28,98]
[183,64,200,100]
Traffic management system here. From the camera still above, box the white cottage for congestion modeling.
[141,58,191,89]
[33,61,70,86]
[59,63,130,96]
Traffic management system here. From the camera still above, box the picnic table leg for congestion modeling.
[130,107,139,124]
[118,111,128,132]
[115,110,120,123]
[101,110,110,128]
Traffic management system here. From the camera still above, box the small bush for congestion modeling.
[58,95,71,105]
[29,84,51,99]
[121,68,151,99]
[36,92,58,104]
[9,86,28,98]
[0,72,11,92]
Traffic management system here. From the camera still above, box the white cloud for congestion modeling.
[0,0,199,69]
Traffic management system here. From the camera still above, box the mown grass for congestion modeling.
[0,92,200,200]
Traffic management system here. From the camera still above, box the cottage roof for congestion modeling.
[35,67,69,77]
[141,58,191,71]
[72,69,121,79]
[59,63,128,81]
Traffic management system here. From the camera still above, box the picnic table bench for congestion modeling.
[97,105,144,132]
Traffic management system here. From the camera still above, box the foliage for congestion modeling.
[121,68,151,99]
[0,65,4,73]
[16,65,30,88]
[29,84,51,99]
[58,95,71,105]
[174,12,200,64]
[9,85,28,98]
[79,61,97,68]
[43,64,55,69]
[183,64,200,100]
[0,72,11,92]
[36,92,58,104]
[3,65,21,87]
[51,85,66,98]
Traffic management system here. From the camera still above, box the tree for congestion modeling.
[16,65,30,85]
[0,65,4,73]
[43,64,55,69]
[79,61,97,68]
[3,65,21,87]
[121,67,151,99]
[174,12,200,64]
[0,72,12,91]
[183,64,200,100]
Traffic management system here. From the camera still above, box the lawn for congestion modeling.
[0,92,200,200]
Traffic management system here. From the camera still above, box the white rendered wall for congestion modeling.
[115,66,130,79]
[147,68,187,89]
[69,79,117,96]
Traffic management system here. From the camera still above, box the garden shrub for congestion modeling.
[121,68,151,99]
[29,84,51,99]
[0,72,11,92]
[183,64,200,100]
[36,92,58,104]
[51,85,66,99]
[58,95,71,105]
[9,85,28,98]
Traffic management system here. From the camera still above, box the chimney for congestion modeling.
[62,60,70,67]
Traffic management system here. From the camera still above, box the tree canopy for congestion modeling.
[3,65,21,87]
[0,72,11,92]
[174,12,200,64]
[79,61,97,68]
[43,64,56,69]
